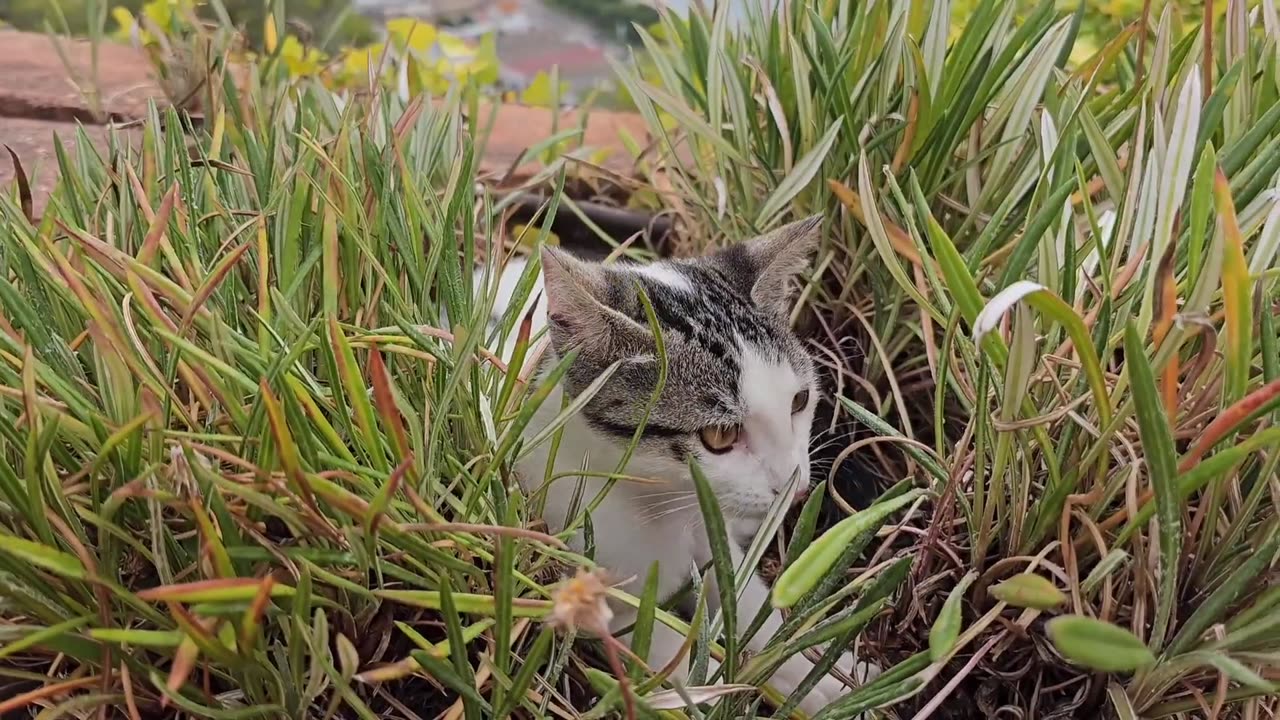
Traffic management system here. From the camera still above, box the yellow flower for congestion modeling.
[280,35,327,77]
[264,14,278,54]
[387,17,438,52]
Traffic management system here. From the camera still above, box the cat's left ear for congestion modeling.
[720,214,822,315]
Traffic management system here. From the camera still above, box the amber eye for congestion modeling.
[699,425,740,454]
[791,389,811,414]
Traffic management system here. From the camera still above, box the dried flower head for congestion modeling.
[164,443,210,502]
[548,567,614,634]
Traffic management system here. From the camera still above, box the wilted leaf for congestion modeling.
[4,146,32,223]
[989,573,1067,610]
[645,684,756,709]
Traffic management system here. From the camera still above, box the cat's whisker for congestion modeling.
[809,437,847,454]
[643,499,698,515]
[634,490,695,500]
[640,495,700,512]
[642,502,700,524]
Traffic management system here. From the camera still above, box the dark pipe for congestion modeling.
[503,191,674,260]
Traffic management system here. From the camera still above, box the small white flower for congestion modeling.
[548,568,614,634]
[973,281,1047,342]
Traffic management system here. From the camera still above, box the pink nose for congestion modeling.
[791,485,810,506]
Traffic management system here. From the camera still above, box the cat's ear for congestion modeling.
[720,214,822,314]
[540,247,646,350]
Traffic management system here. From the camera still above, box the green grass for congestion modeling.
[616,0,1280,716]
[1,0,1279,718]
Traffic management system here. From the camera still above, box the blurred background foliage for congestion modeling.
[0,1,1232,60]
[0,0,375,48]
[953,0,1233,62]
[0,0,1238,105]
[544,0,657,43]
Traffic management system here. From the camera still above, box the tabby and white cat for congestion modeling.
[480,216,872,713]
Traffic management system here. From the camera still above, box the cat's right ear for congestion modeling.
[539,247,645,350]
[713,214,822,316]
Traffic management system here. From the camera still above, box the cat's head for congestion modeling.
[540,215,822,524]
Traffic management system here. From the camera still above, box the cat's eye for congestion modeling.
[791,389,811,414]
[699,425,740,454]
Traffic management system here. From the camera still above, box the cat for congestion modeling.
[476,215,874,714]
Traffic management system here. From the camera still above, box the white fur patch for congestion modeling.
[738,342,798,434]
[736,339,810,495]
[480,255,548,361]
[634,263,693,292]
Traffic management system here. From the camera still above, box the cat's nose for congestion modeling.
[790,485,809,506]
[771,469,809,505]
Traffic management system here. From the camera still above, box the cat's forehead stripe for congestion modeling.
[622,263,780,354]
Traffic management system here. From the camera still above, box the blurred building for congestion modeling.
[355,0,618,98]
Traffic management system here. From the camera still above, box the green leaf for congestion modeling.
[89,628,185,648]
[494,626,553,719]
[689,457,737,677]
[1167,527,1280,657]
[630,561,661,677]
[1198,652,1275,692]
[929,571,976,661]
[754,118,841,226]
[0,533,86,580]
[1123,321,1181,650]
[773,489,925,608]
[1047,616,1155,673]
[411,649,492,712]
[374,590,551,618]
[1187,143,1218,285]
[789,597,888,655]
[0,616,92,660]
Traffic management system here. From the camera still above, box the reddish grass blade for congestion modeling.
[1153,242,1180,421]
[238,575,276,655]
[0,675,102,715]
[138,182,179,265]
[1179,377,1280,472]
[163,635,200,706]
[4,145,33,224]
[138,578,293,603]
[1214,168,1252,403]
[828,179,924,265]
[369,347,411,460]
[179,241,251,334]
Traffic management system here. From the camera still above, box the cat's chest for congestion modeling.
[601,511,706,598]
